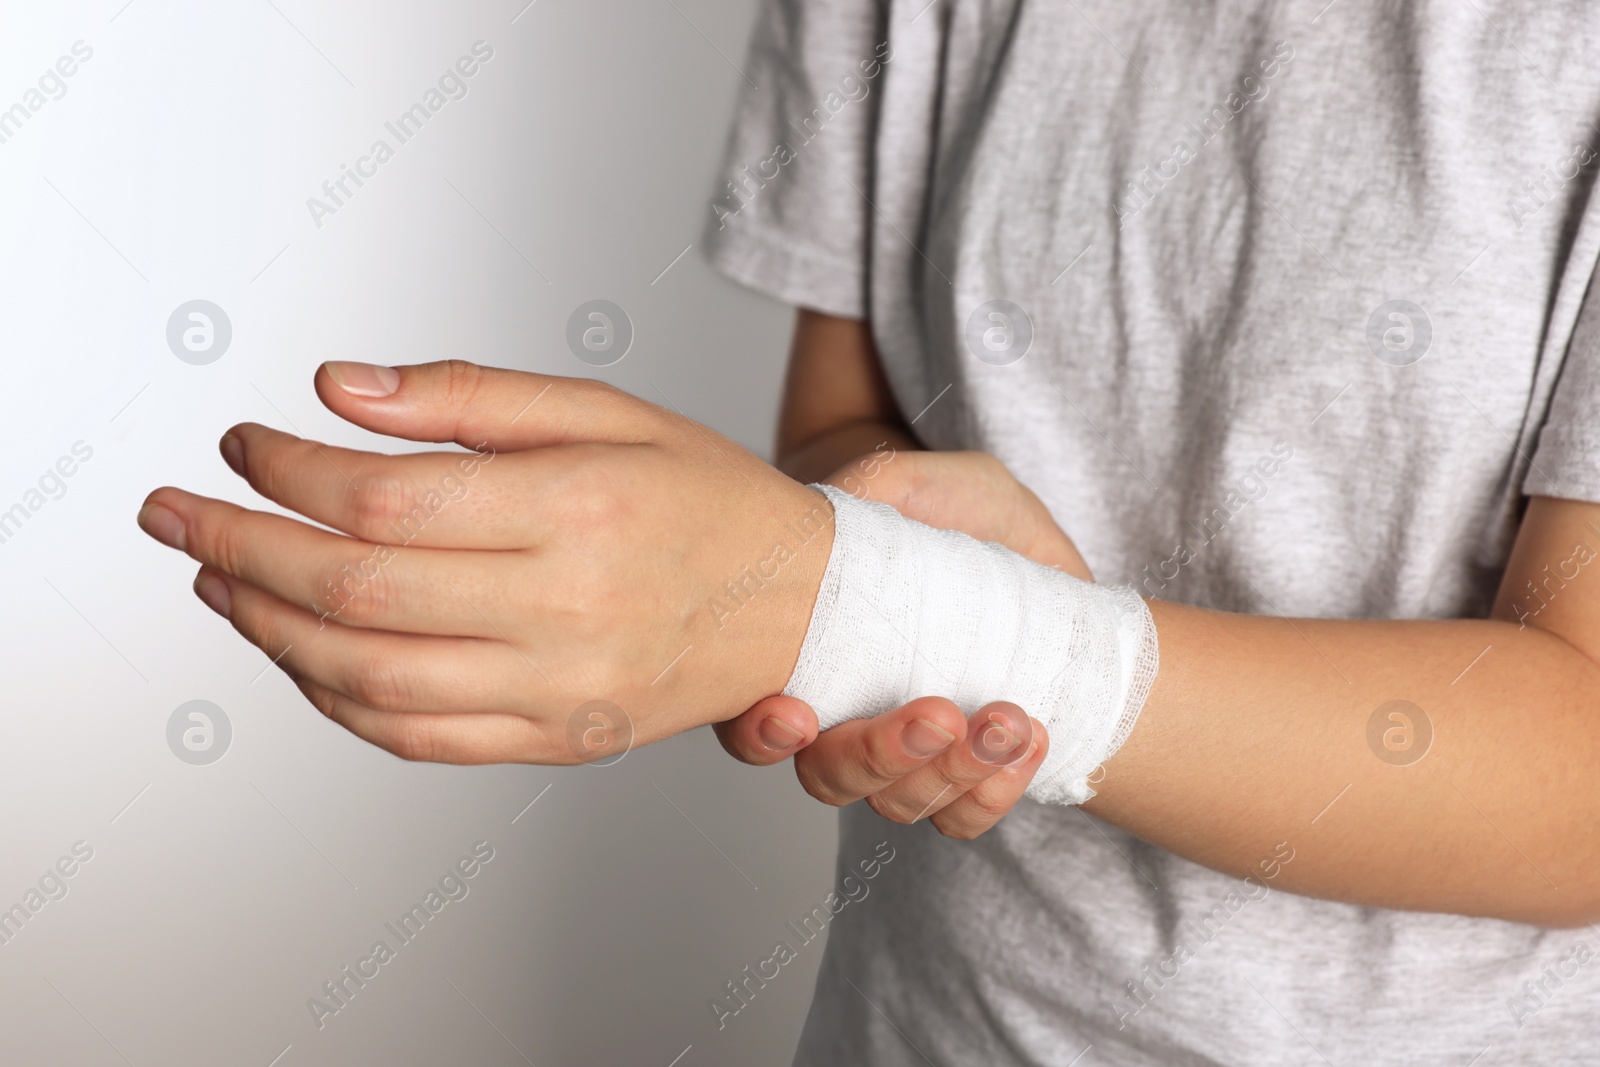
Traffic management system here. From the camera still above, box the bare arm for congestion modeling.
[774,313,1600,926]
[775,308,918,480]
[755,311,1600,926]
[1095,495,1600,927]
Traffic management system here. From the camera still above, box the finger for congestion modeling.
[194,566,542,715]
[864,701,1035,823]
[139,487,511,637]
[824,450,1091,577]
[228,422,662,554]
[791,696,966,806]
[315,359,674,452]
[927,725,1047,839]
[291,675,564,764]
[222,422,522,548]
[713,695,819,766]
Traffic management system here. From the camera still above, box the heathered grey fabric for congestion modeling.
[704,1,1600,1063]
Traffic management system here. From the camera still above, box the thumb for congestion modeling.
[713,695,820,766]
[315,359,667,452]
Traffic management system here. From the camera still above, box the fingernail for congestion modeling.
[324,361,399,397]
[972,712,1023,764]
[902,717,957,758]
[1005,739,1039,773]
[757,716,805,752]
[137,501,186,550]
[193,571,231,618]
[219,433,246,477]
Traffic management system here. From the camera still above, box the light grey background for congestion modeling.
[0,1,841,1064]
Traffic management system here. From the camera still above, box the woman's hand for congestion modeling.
[136,360,836,763]
[818,448,1091,579]
[714,449,1090,838]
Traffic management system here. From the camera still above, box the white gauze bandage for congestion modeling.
[784,484,1160,805]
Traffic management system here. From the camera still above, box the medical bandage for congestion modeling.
[784,485,1159,804]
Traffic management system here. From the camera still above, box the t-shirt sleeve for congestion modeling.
[699,0,888,319]
[1527,268,1600,502]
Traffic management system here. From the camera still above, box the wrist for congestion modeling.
[701,482,836,711]
[781,485,1160,805]
[771,485,836,697]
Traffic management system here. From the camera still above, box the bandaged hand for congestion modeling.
[716,451,1159,831]
[139,363,1155,793]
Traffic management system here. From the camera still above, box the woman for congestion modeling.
[704,2,1600,1062]
[139,0,1600,1062]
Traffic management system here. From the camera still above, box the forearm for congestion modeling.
[774,309,916,483]
[1090,603,1600,926]
[778,465,1598,922]
[778,420,919,483]
[764,305,1600,922]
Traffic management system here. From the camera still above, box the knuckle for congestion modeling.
[568,484,628,530]
[540,566,594,625]
[932,813,984,840]
[441,359,486,410]
[582,657,632,703]
[347,474,413,541]
[388,715,439,763]
[209,516,252,577]
[794,760,848,808]
[233,596,286,656]
[556,461,633,531]
[577,375,637,415]
[347,654,415,712]
[297,680,338,720]
[866,794,917,825]
[581,377,671,437]
[573,376,621,403]
[858,733,908,785]
[963,789,1017,824]
[249,436,303,497]
[328,553,397,625]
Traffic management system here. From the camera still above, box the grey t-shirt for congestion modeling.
[705,1,1600,1063]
